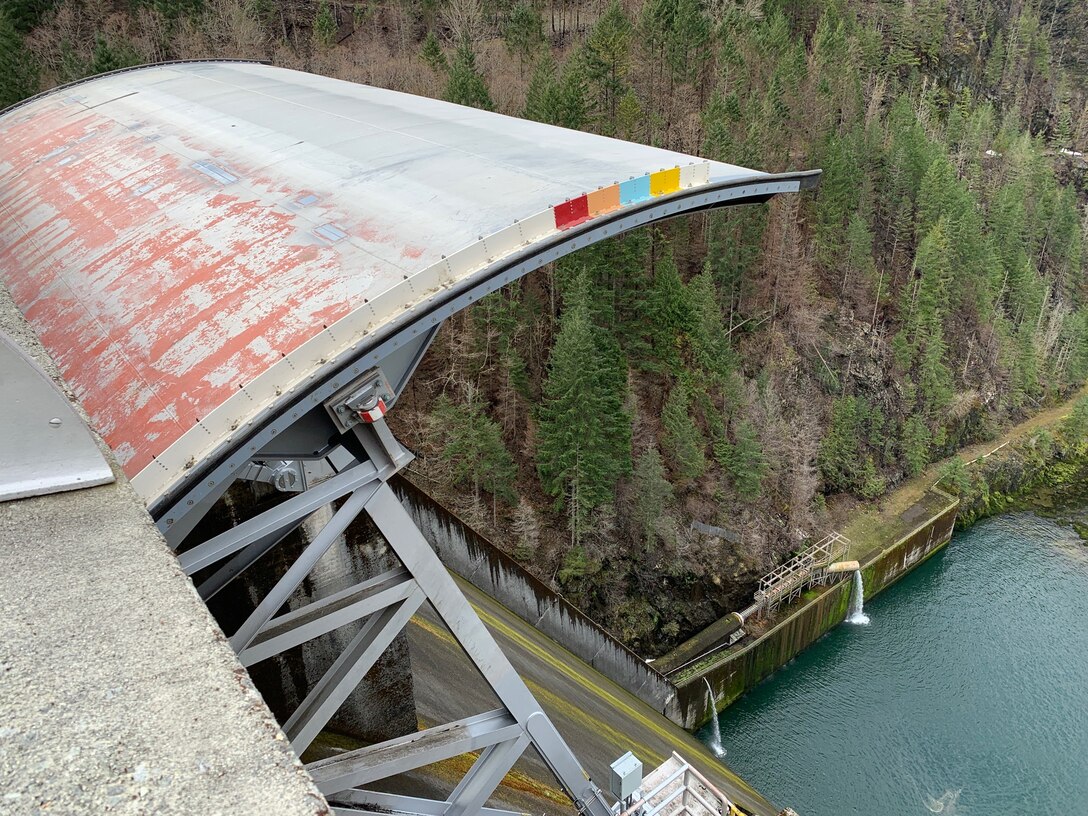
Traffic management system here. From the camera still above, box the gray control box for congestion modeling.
[609,751,643,801]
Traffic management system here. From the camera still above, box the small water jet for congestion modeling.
[848,569,870,625]
[703,678,725,757]
[923,789,960,813]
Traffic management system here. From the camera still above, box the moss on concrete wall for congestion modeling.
[672,489,959,730]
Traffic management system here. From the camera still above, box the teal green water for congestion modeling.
[700,513,1088,815]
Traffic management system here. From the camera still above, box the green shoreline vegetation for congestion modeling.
[939,395,1088,536]
[665,385,1088,721]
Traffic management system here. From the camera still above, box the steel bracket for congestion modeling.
[326,367,395,433]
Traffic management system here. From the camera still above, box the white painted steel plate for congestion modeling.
[0,333,114,501]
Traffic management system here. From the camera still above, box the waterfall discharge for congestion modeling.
[703,678,725,757]
[848,569,870,625]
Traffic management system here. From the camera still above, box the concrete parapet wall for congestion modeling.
[673,489,959,730]
[392,476,680,720]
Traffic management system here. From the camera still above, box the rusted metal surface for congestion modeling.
[0,62,782,506]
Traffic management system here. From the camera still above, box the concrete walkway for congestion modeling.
[0,285,328,815]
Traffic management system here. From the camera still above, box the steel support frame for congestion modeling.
[330,789,527,816]
[175,418,614,816]
[284,587,426,753]
[308,709,524,794]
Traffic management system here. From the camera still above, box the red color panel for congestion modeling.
[553,194,591,230]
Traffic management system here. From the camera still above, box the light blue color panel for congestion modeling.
[619,175,651,205]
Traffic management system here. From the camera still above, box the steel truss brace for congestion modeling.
[180,419,612,816]
[284,587,426,753]
[308,709,524,793]
[239,567,414,667]
[177,462,378,576]
[349,481,612,816]
[329,790,528,816]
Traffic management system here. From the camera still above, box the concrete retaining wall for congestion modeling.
[672,488,959,729]
[392,476,680,719]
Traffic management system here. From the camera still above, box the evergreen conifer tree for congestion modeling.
[504,3,544,71]
[661,383,706,483]
[430,391,516,504]
[524,51,594,126]
[582,0,631,131]
[445,42,493,110]
[646,246,692,373]
[89,35,141,76]
[537,272,631,544]
[0,9,37,109]
[721,420,766,499]
[313,1,337,49]
[632,445,673,543]
[421,31,448,72]
[900,414,931,475]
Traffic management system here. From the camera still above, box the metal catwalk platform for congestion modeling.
[1,61,817,816]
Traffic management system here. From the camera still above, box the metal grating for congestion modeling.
[752,532,850,615]
[619,752,753,816]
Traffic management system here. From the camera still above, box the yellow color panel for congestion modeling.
[587,184,621,216]
[650,167,681,196]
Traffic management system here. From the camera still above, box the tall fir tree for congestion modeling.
[504,3,544,72]
[632,444,673,543]
[445,42,493,110]
[582,0,631,132]
[430,391,517,504]
[537,272,631,544]
[661,382,706,483]
[420,31,448,72]
[0,9,37,109]
[720,420,766,499]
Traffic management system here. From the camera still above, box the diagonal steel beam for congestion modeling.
[445,734,531,816]
[307,709,523,796]
[229,478,383,652]
[284,586,426,755]
[239,567,415,667]
[197,515,310,600]
[363,482,613,816]
[328,788,530,816]
[178,461,378,575]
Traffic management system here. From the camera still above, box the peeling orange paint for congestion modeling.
[0,101,386,475]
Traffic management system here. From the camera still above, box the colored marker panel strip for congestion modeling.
[553,194,590,230]
[650,167,681,197]
[587,184,621,216]
[569,193,589,224]
[553,200,575,229]
[619,175,651,205]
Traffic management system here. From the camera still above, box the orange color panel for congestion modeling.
[587,184,621,217]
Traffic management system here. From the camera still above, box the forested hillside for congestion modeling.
[4,0,1087,655]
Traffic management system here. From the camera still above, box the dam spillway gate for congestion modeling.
[0,60,818,816]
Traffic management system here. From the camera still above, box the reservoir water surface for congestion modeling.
[701,513,1088,815]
